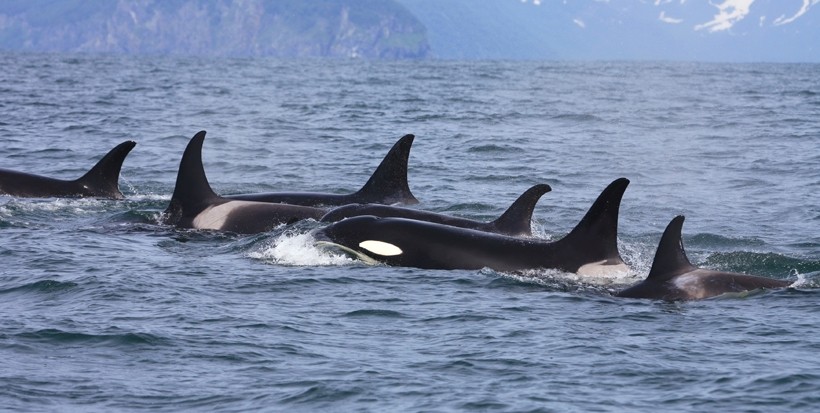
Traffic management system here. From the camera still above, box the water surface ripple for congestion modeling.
[1,54,819,412]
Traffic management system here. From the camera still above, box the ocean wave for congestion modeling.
[0,280,78,295]
[782,90,818,97]
[248,231,354,267]
[688,233,767,249]
[466,144,525,154]
[502,265,638,288]
[342,309,406,318]
[279,383,365,405]
[0,197,114,216]
[701,251,820,278]
[549,113,603,122]
[14,328,166,347]
[420,313,507,323]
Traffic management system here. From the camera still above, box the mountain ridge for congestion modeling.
[0,0,429,58]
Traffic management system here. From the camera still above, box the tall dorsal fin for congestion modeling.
[76,140,136,199]
[647,215,697,280]
[164,131,219,221]
[560,178,629,263]
[354,134,418,205]
[490,184,551,236]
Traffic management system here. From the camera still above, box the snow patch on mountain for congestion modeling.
[694,0,754,32]
[659,11,683,24]
[774,0,819,25]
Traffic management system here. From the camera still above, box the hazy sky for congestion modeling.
[400,0,820,61]
[515,0,818,32]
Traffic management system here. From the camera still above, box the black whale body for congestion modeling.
[0,141,136,199]
[226,134,418,207]
[320,184,551,237]
[616,216,793,301]
[315,178,630,274]
[163,131,325,234]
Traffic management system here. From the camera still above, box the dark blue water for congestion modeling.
[1,54,819,412]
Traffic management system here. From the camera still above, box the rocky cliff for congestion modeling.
[0,0,430,58]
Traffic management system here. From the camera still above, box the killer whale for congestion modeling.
[163,131,325,234]
[0,141,136,199]
[226,134,418,206]
[319,184,551,237]
[616,216,792,301]
[314,178,629,274]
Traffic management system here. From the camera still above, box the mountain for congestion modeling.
[396,0,820,62]
[0,0,429,58]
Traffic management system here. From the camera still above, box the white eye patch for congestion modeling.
[359,240,403,256]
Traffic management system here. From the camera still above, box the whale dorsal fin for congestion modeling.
[165,131,219,221]
[353,134,418,205]
[647,216,698,281]
[76,140,136,199]
[490,184,551,236]
[560,178,629,264]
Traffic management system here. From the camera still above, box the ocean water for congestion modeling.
[1,54,819,412]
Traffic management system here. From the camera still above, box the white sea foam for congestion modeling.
[501,258,639,288]
[123,193,170,202]
[248,231,355,266]
[0,198,108,215]
[789,269,815,288]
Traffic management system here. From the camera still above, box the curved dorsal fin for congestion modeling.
[354,134,418,205]
[490,184,551,236]
[164,131,219,221]
[76,140,136,199]
[647,215,697,280]
[560,178,629,263]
